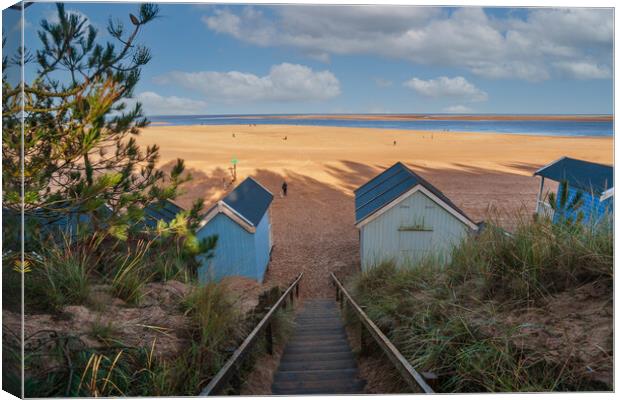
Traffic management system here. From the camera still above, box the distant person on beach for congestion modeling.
[232,133,236,138]
[284,136,288,141]
[393,140,397,146]
[282,181,288,197]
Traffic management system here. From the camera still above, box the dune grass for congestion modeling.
[351,215,613,392]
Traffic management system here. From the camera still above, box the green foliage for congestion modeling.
[352,215,613,392]
[147,202,218,282]
[183,283,244,349]
[450,214,612,301]
[110,240,151,304]
[2,3,191,253]
[89,319,120,344]
[26,233,96,311]
[547,180,585,227]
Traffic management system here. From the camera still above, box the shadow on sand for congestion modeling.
[162,159,546,297]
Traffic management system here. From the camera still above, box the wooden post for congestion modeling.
[296,283,299,298]
[359,320,367,356]
[289,290,294,306]
[265,322,273,355]
[535,176,545,214]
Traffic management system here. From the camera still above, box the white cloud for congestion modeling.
[201,6,612,81]
[404,76,488,102]
[443,105,473,113]
[553,61,611,80]
[135,92,208,115]
[154,63,340,103]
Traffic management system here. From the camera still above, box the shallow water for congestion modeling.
[147,114,613,137]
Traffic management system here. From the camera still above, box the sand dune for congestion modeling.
[136,124,613,297]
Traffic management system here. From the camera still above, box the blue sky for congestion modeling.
[10,3,615,115]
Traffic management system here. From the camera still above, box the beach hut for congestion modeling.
[354,162,478,269]
[2,202,113,249]
[534,157,613,225]
[196,177,274,283]
[141,199,185,229]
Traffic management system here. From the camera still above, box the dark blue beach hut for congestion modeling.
[534,157,613,224]
[196,177,274,283]
[142,199,185,229]
[2,202,113,251]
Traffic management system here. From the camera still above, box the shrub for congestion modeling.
[450,214,613,302]
[89,319,120,344]
[111,241,152,305]
[351,215,613,392]
[26,233,95,311]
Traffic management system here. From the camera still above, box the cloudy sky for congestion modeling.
[17,3,614,115]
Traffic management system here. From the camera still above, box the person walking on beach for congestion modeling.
[282,181,288,197]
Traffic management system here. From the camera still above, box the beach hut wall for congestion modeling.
[354,162,477,269]
[196,177,274,283]
[534,157,613,224]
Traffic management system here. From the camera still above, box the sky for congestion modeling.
[6,3,615,115]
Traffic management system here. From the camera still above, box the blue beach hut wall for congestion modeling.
[2,203,113,250]
[534,157,613,225]
[196,177,274,283]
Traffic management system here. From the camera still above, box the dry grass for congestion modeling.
[350,215,613,392]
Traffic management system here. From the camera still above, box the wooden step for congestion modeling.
[278,358,357,371]
[272,379,366,395]
[282,343,352,355]
[280,351,355,363]
[273,377,365,391]
[270,299,365,395]
[286,337,349,347]
[292,332,347,341]
[274,368,358,382]
[294,325,345,333]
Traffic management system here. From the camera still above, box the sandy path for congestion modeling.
[136,125,613,298]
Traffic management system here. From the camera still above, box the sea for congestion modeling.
[147,114,613,137]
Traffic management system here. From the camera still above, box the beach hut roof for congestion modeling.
[144,199,184,224]
[354,162,477,229]
[199,177,274,233]
[534,157,613,194]
[222,177,273,226]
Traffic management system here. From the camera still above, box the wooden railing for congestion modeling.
[200,273,303,396]
[331,272,435,394]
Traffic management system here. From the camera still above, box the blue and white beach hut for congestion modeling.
[196,177,274,283]
[354,162,478,269]
[534,157,613,225]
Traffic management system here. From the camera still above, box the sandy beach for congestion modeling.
[136,124,613,297]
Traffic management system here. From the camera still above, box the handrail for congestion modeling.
[201,272,303,396]
[331,272,434,394]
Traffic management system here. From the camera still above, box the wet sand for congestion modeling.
[136,124,613,297]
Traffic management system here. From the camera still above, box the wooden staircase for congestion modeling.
[271,299,366,395]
